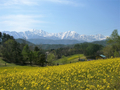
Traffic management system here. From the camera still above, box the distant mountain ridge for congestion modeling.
[2,29,107,42]
[27,39,83,45]
[15,38,107,50]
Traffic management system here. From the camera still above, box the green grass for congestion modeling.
[0,54,86,67]
[0,57,17,67]
[54,54,86,64]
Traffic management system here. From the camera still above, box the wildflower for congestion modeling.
[1,89,5,90]
[46,86,50,90]
[23,87,27,90]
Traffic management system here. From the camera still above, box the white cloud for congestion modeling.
[0,0,83,6]
[46,0,79,6]
[0,0,38,6]
[0,15,46,32]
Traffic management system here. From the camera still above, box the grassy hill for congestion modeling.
[53,54,86,65]
[0,57,17,67]
[0,58,120,90]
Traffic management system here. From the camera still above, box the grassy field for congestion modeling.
[0,58,120,90]
[54,54,86,64]
[0,57,17,67]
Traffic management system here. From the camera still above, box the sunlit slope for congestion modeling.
[0,57,17,67]
[0,58,120,90]
[54,54,86,64]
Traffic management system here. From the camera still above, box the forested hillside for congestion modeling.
[0,32,46,66]
[0,29,120,66]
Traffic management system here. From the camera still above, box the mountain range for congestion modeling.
[2,29,107,44]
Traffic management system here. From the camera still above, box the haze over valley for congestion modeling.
[2,29,107,45]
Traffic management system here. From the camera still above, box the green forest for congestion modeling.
[0,29,120,66]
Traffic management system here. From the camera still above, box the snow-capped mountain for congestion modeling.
[2,29,107,42]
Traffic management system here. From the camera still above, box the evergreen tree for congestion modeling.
[0,32,2,44]
[32,46,40,64]
[29,51,34,65]
[34,46,40,51]
[22,44,30,65]
[38,54,46,66]
[33,51,39,64]
[1,39,22,64]
[2,33,7,43]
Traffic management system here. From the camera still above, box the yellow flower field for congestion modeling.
[0,58,120,90]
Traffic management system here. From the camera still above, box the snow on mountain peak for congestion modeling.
[1,30,107,42]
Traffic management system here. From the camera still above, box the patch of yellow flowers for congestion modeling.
[0,58,120,90]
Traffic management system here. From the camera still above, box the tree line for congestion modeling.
[103,29,120,58]
[0,29,120,66]
[47,42,103,60]
[0,32,46,66]
[46,29,120,65]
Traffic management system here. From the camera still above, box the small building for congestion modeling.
[78,59,85,61]
[96,54,106,59]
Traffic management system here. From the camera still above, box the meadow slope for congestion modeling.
[54,54,86,64]
[0,58,120,90]
[0,57,17,67]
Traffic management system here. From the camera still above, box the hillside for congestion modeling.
[15,38,106,50]
[0,57,17,67]
[16,38,107,46]
[92,40,107,46]
[54,54,86,64]
[27,39,83,45]
[15,39,35,46]
[0,58,120,90]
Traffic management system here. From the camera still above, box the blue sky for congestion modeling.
[0,0,119,36]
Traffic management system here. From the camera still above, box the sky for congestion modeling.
[0,0,120,36]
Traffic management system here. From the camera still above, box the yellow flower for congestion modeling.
[103,79,106,83]
[1,89,5,90]
[46,86,50,90]
[107,85,110,88]
[0,57,120,90]
[23,87,27,90]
